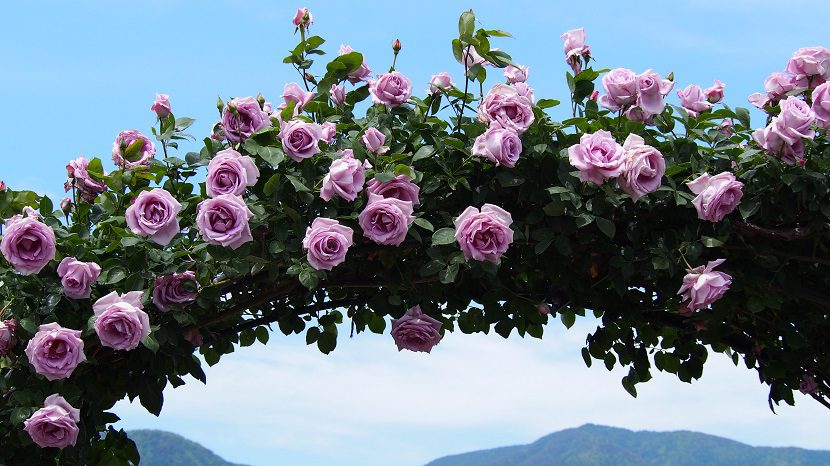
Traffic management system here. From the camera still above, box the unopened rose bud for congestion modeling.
[0,180,5,191]
[392,39,402,53]
[292,7,313,28]
[589,90,599,101]
[666,72,675,82]
[227,101,238,115]
[216,96,225,113]
[304,72,317,85]
[256,93,266,106]
[60,198,73,214]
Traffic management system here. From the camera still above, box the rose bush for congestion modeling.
[0,8,829,464]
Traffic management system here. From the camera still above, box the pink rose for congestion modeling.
[752,124,805,166]
[152,272,198,313]
[799,375,819,395]
[462,46,490,68]
[624,106,655,124]
[636,69,674,115]
[339,45,371,83]
[0,319,16,356]
[206,148,260,197]
[560,28,590,75]
[65,156,106,202]
[281,82,315,113]
[60,198,72,214]
[391,305,443,353]
[183,328,203,347]
[358,193,414,246]
[302,217,354,270]
[1,211,56,275]
[567,130,626,185]
[369,71,413,107]
[93,291,150,351]
[703,80,725,103]
[677,259,732,311]
[292,7,313,27]
[280,119,322,162]
[321,122,336,145]
[765,72,808,99]
[320,150,368,202]
[589,90,599,101]
[686,172,744,222]
[472,126,522,168]
[25,323,86,381]
[56,257,101,299]
[512,82,535,103]
[748,92,771,110]
[786,46,830,83]
[454,204,514,263]
[24,395,80,449]
[428,72,453,94]
[366,174,420,206]
[112,129,156,168]
[504,65,529,84]
[598,68,638,111]
[125,188,182,246]
[775,96,816,145]
[811,82,830,128]
[222,96,271,144]
[361,127,386,153]
[719,118,734,137]
[477,84,535,134]
[330,84,346,106]
[151,93,171,118]
[196,194,254,249]
[676,84,713,118]
[618,134,665,201]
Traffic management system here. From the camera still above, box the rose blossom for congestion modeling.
[330,84,346,105]
[454,204,514,263]
[93,291,151,351]
[280,119,322,162]
[799,375,819,395]
[512,82,535,103]
[152,271,198,312]
[369,71,413,107]
[472,126,522,168]
[504,65,529,84]
[636,69,674,115]
[24,395,80,449]
[462,45,490,68]
[811,82,830,128]
[567,130,626,185]
[677,258,732,311]
[561,28,590,74]
[598,68,638,111]
[686,172,744,222]
[589,90,599,101]
[358,193,414,246]
[0,319,16,356]
[25,323,86,381]
[56,257,101,299]
[65,156,106,202]
[60,198,72,215]
[366,175,420,206]
[111,129,156,168]
[125,188,182,246]
[221,96,271,143]
[391,305,443,353]
[618,134,665,201]
[183,329,203,347]
[677,84,713,118]
[196,194,254,249]
[1,210,56,275]
[361,127,386,153]
[339,45,371,83]
[320,150,368,202]
[785,46,830,83]
[477,84,535,133]
[428,72,453,93]
[151,93,171,118]
[624,106,655,124]
[752,123,805,166]
[281,82,315,113]
[719,118,734,136]
[765,72,808,100]
[206,148,260,197]
[321,122,337,145]
[748,92,771,110]
[774,96,816,144]
[302,217,354,270]
[703,80,725,103]
[292,7,312,27]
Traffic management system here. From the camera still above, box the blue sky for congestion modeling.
[3,1,830,465]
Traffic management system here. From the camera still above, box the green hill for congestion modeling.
[425,424,830,466]
[129,430,246,466]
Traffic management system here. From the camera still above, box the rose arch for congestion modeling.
[1,8,829,464]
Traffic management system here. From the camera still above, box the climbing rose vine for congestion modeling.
[0,8,829,464]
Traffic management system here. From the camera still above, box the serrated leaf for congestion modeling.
[431,227,456,246]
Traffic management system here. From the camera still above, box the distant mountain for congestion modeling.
[130,430,247,466]
[425,424,830,466]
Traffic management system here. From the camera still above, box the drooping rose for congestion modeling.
[339,45,371,83]
[677,259,732,311]
[281,82,315,113]
[302,217,354,270]
[472,126,522,168]
[24,394,80,449]
[320,150,368,202]
[221,96,271,143]
[598,68,638,111]
[560,28,590,74]
[686,172,744,222]
[358,193,414,246]
[428,72,453,94]
[618,134,665,201]
[292,7,313,27]
[454,204,514,263]
[196,194,254,249]
[677,84,713,118]
[785,46,830,84]
[280,119,322,162]
[477,84,535,133]
[636,69,674,115]
[112,130,156,168]
[206,149,260,197]
[321,122,337,145]
[125,188,182,246]
[799,375,819,395]
[1,210,56,275]
[504,65,529,84]
[93,291,150,351]
[813,82,830,128]
[60,198,72,215]
[366,174,420,206]
[330,84,346,106]
[65,156,107,202]
[56,257,100,299]
[752,123,805,166]
[567,130,626,185]
[152,272,198,313]
[24,323,86,381]
[151,93,171,118]
[391,305,443,353]
[703,80,725,103]
[183,328,203,347]
[0,319,16,356]
[369,71,413,107]
[361,127,386,153]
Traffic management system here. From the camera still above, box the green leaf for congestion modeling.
[496,172,525,187]
[39,196,53,216]
[414,217,434,231]
[595,218,616,239]
[258,146,285,168]
[536,99,560,109]
[439,263,459,284]
[431,227,456,246]
[701,236,724,247]
[142,334,159,354]
[299,269,319,289]
[458,11,475,37]
[317,332,337,354]
[412,145,434,162]
[286,175,310,193]
[263,173,281,196]
[120,237,143,247]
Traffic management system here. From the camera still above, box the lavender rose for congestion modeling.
[358,193,414,246]
[686,172,744,222]
[598,68,638,111]
[56,257,101,299]
[153,272,198,312]
[361,127,386,153]
[786,46,830,83]
[125,188,182,246]
[65,156,106,202]
[281,82,315,113]
[320,150,369,202]
[366,174,420,206]
[504,65,529,84]
[24,395,80,449]
[618,134,665,201]
[369,71,413,107]
[477,84,535,133]
[321,122,337,145]
[472,126,522,168]
[0,319,16,356]
[676,84,713,118]
[391,305,443,353]
[567,130,626,185]
[112,129,156,168]
[1,210,56,275]
[752,123,806,166]
[302,217,354,270]
[339,45,371,83]
[330,84,346,106]
[280,119,322,162]
[800,376,819,395]
[222,96,271,143]
[719,118,734,137]
[677,259,732,311]
[561,28,590,74]
[93,291,150,351]
[151,93,171,118]
[765,72,808,100]
[206,148,260,197]
[775,96,816,145]
[428,72,453,94]
[292,7,313,27]
[196,194,254,249]
[704,80,725,103]
[636,69,674,115]
[813,82,830,128]
[454,204,514,263]
[24,323,86,381]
